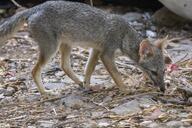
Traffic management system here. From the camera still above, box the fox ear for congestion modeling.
[139,39,154,59]
[155,35,168,50]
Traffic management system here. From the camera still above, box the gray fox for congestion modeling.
[0,1,171,96]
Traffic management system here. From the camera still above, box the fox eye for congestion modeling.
[151,70,158,76]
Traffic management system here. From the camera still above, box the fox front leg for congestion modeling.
[100,51,127,93]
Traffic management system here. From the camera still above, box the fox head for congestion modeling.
[138,36,171,92]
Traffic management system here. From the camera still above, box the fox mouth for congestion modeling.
[153,81,165,92]
[149,76,165,92]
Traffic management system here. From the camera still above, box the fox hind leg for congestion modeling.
[31,31,59,96]
[32,47,58,96]
[83,48,100,88]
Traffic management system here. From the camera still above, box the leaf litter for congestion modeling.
[0,5,192,128]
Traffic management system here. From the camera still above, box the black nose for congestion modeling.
[153,81,165,92]
[152,79,165,92]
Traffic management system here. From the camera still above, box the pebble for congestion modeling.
[91,111,104,118]
[0,87,6,94]
[146,30,157,38]
[188,97,192,102]
[138,97,155,108]
[140,120,153,126]
[0,96,13,105]
[98,120,110,127]
[0,93,5,100]
[27,126,36,128]
[55,71,64,77]
[18,94,41,102]
[82,120,97,128]
[111,100,141,115]
[0,123,10,128]
[4,87,15,96]
[37,120,55,128]
[166,120,184,128]
[62,94,86,109]
[123,12,143,22]
[148,123,161,128]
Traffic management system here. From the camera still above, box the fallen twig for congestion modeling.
[176,53,189,64]
[11,0,23,8]
[90,99,110,111]
[90,0,93,6]
[156,97,192,106]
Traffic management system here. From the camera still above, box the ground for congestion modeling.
[0,5,192,128]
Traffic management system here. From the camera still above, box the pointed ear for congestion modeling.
[155,35,169,50]
[139,39,154,59]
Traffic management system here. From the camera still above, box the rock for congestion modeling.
[123,12,143,22]
[62,94,86,109]
[103,95,112,103]
[167,39,192,63]
[129,21,143,31]
[18,94,41,102]
[148,122,164,128]
[0,93,5,100]
[82,120,97,128]
[0,123,10,128]
[37,120,55,128]
[150,26,157,31]
[0,87,6,94]
[44,83,65,90]
[9,77,17,81]
[55,71,64,77]
[138,97,155,108]
[176,86,192,99]
[152,7,189,27]
[140,121,153,127]
[166,120,184,128]
[159,0,192,20]
[188,97,192,103]
[0,96,13,105]
[27,126,36,128]
[4,87,15,96]
[91,111,104,118]
[111,100,141,115]
[178,113,189,118]
[98,119,110,127]
[146,30,157,38]
[117,120,130,127]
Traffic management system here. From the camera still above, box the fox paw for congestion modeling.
[78,81,84,88]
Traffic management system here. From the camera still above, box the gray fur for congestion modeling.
[0,1,166,94]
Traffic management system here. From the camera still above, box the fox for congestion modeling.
[0,1,171,96]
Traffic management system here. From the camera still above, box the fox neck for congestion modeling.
[121,30,144,63]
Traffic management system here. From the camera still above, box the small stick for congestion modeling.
[90,0,93,6]
[176,53,189,64]
[10,0,23,8]
[90,100,110,111]
[168,37,184,43]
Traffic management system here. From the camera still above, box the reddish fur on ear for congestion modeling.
[139,39,154,58]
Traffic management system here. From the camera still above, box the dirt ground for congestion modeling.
[0,4,192,128]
